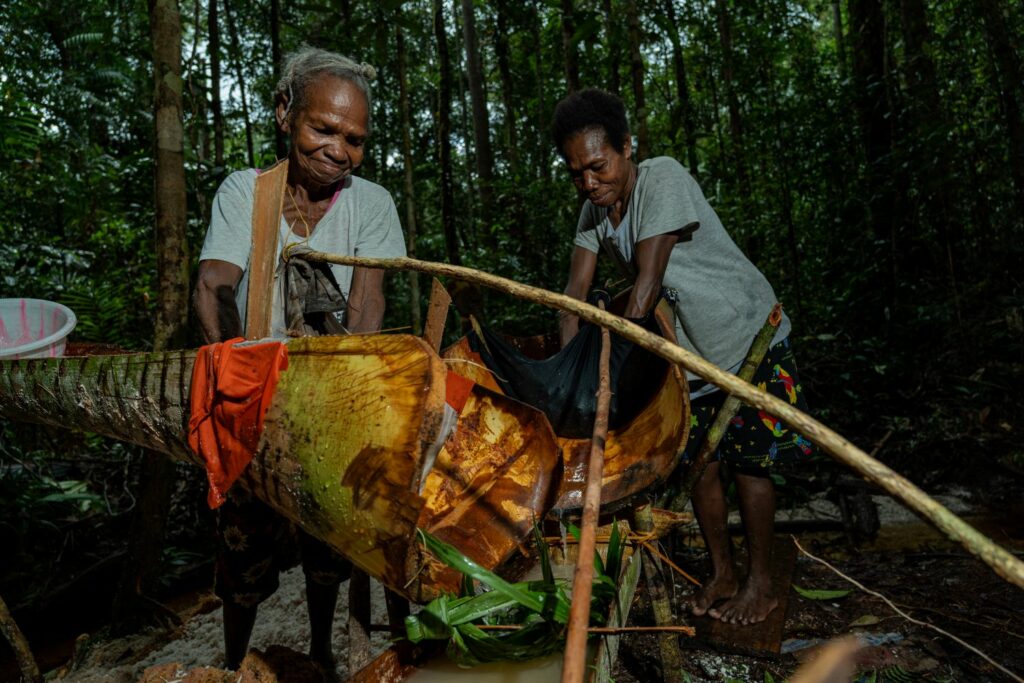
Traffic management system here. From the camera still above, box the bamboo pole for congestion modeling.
[562,300,612,683]
[291,249,1024,591]
[663,303,782,512]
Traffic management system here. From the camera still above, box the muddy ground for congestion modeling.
[3,464,1023,682]
[20,492,1023,682]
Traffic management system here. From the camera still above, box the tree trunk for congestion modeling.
[434,0,461,265]
[531,0,550,180]
[452,4,477,245]
[396,27,422,333]
[208,0,224,169]
[223,0,255,168]
[899,0,963,312]
[833,0,847,77]
[626,0,649,160]
[849,0,898,313]
[113,0,189,629]
[460,0,494,220]
[494,0,519,172]
[271,0,286,160]
[560,0,580,94]
[715,0,749,195]
[663,0,698,174]
[602,0,621,95]
[976,0,1024,220]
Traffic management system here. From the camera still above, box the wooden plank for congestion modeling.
[422,278,452,352]
[693,536,797,657]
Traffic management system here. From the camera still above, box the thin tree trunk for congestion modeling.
[715,0,749,194]
[494,0,519,171]
[223,0,255,168]
[460,0,494,219]
[833,0,847,77]
[452,3,476,243]
[976,0,1024,219]
[434,0,461,265]
[899,0,963,319]
[849,0,897,313]
[532,0,550,180]
[113,0,189,629]
[396,27,422,333]
[271,0,286,160]
[208,0,224,168]
[663,0,698,174]
[626,0,649,160]
[560,0,580,94]
[602,0,621,95]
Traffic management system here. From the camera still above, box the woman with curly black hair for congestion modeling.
[553,88,811,626]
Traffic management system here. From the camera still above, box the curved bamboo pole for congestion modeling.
[292,248,1024,590]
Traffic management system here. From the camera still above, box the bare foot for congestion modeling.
[708,576,777,625]
[688,572,739,617]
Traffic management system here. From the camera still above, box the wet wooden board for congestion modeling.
[692,536,797,657]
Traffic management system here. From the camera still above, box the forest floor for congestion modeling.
[4,468,1022,683]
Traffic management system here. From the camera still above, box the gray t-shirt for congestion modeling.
[200,169,407,337]
[575,156,790,381]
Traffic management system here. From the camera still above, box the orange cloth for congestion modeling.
[188,338,289,509]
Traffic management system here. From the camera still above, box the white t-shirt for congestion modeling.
[199,169,407,337]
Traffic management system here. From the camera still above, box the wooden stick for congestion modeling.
[0,593,41,683]
[634,504,686,683]
[665,304,782,513]
[593,548,644,683]
[291,249,1024,590]
[561,300,612,683]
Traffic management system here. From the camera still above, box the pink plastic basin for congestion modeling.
[0,298,78,359]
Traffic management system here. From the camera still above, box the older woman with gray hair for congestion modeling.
[193,47,405,673]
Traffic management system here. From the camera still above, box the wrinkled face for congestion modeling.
[278,74,369,189]
[561,127,633,208]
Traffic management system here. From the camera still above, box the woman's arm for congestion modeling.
[623,233,680,319]
[345,266,386,333]
[193,259,244,343]
[559,246,598,346]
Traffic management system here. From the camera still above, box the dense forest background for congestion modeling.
[1,0,1022,653]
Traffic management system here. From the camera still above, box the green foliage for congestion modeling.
[406,525,626,666]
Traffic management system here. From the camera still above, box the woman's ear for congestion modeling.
[623,133,633,160]
[275,99,290,133]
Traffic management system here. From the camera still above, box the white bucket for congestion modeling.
[0,298,78,360]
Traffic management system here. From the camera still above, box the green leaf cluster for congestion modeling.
[406,523,627,666]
